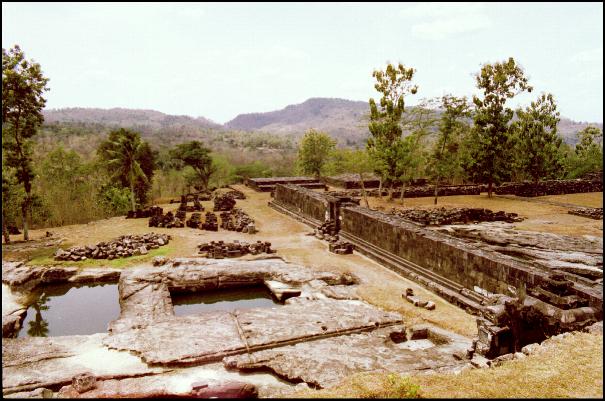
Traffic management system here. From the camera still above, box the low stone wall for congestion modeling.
[328,184,485,198]
[272,184,332,223]
[495,179,603,197]
[246,176,325,192]
[339,206,601,307]
[323,174,381,189]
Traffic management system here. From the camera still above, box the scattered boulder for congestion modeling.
[72,373,97,393]
[220,208,256,233]
[148,211,185,228]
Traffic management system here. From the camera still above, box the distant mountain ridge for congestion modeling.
[42,99,602,146]
[43,107,222,130]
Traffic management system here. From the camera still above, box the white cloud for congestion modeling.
[401,2,491,40]
[571,48,603,64]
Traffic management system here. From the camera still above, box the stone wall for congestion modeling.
[272,184,331,223]
[339,206,600,307]
[495,179,603,197]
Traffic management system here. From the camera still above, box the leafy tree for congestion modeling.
[2,45,50,240]
[296,129,336,179]
[2,165,22,243]
[367,63,418,199]
[395,132,427,205]
[430,95,471,204]
[171,141,216,191]
[97,128,150,211]
[512,93,563,187]
[466,57,532,197]
[564,126,603,178]
[209,154,236,189]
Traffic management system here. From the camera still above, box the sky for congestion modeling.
[2,2,603,124]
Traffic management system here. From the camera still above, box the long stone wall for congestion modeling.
[271,184,331,224]
[495,179,602,197]
[339,206,601,307]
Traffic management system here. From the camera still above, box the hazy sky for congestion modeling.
[2,2,603,123]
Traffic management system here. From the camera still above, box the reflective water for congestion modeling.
[171,286,281,316]
[17,283,120,338]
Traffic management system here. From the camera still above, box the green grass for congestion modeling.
[26,242,176,269]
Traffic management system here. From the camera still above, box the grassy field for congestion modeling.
[294,331,603,398]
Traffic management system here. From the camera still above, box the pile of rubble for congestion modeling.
[148,211,184,228]
[178,195,204,213]
[54,233,170,261]
[328,239,354,255]
[224,188,246,200]
[402,288,435,310]
[213,193,237,211]
[313,220,338,240]
[568,207,603,220]
[219,208,257,233]
[495,179,603,197]
[390,207,524,226]
[201,212,218,231]
[186,212,203,228]
[126,206,163,219]
[197,240,274,258]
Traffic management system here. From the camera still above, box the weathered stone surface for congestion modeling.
[2,334,162,395]
[2,262,120,293]
[224,324,471,389]
[57,377,258,399]
[4,387,53,398]
[583,321,603,334]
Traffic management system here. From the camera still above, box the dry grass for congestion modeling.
[537,192,603,208]
[294,331,603,398]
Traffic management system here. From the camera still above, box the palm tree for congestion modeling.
[99,129,149,211]
[27,294,50,337]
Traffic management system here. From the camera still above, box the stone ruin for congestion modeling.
[327,183,485,199]
[245,176,327,192]
[148,211,184,228]
[389,207,524,226]
[202,212,218,231]
[224,188,246,200]
[125,206,163,219]
[471,272,601,360]
[219,208,256,234]
[54,233,170,261]
[169,191,212,204]
[186,212,203,228]
[495,178,603,197]
[178,194,204,213]
[198,240,274,258]
[403,288,436,311]
[568,207,603,220]
[213,193,237,211]
[312,221,354,255]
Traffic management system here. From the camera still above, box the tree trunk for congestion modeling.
[488,180,493,198]
[388,182,394,202]
[378,178,383,200]
[433,178,439,205]
[358,172,369,208]
[130,177,136,212]
[21,193,30,241]
[400,181,406,206]
[2,208,10,244]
